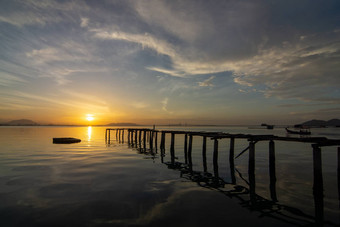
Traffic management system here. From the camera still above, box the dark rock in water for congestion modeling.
[53,137,81,144]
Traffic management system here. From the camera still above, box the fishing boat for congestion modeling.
[285,128,311,135]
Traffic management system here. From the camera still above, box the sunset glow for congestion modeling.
[86,115,94,122]
[0,1,339,125]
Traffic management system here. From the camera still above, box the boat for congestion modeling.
[285,128,311,135]
[53,137,81,144]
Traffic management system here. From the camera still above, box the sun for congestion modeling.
[86,114,94,121]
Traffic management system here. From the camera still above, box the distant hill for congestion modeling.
[5,119,39,126]
[300,119,340,127]
[106,122,139,126]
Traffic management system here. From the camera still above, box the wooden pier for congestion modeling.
[105,127,340,225]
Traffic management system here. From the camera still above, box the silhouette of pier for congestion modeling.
[105,127,340,226]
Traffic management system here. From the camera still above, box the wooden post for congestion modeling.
[127,130,130,144]
[202,136,207,172]
[213,138,219,177]
[170,133,175,164]
[248,141,256,205]
[122,129,124,143]
[160,132,165,149]
[184,134,188,164]
[134,130,137,146]
[229,137,236,184]
[105,129,107,142]
[116,129,118,140]
[188,134,193,171]
[149,130,153,150]
[143,130,146,150]
[269,140,277,202]
[118,129,121,142]
[154,131,158,151]
[312,145,324,225]
[338,147,340,209]
[108,130,111,144]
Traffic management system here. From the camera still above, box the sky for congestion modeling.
[0,0,339,125]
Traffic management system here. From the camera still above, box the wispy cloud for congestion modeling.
[198,76,215,87]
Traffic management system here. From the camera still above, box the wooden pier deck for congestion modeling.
[105,127,340,226]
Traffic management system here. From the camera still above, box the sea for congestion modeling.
[0,126,339,226]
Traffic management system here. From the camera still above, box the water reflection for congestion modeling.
[87,126,92,142]
[126,138,338,227]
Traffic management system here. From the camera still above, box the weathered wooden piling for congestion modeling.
[229,137,236,184]
[188,134,193,168]
[202,136,207,172]
[139,130,142,147]
[248,141,256,204]
[170,133,175,163]
[154,131,158,151]
[184,134,188,164]
[312,145,324,225]
[269,140,277,202]
[338,147,340,209]
[160,132,165,150]
[213,138,219,177]
[143,130,147,149]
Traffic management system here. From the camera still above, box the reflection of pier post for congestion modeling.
[202,136,207,172]
[248,141,256,205]
[213,138,219,177]
[269,140,278,202]
[312,145,324,225]
[229,137,236,184]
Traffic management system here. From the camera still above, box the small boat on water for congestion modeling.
[53,137,81,144]
[285,128,311,135]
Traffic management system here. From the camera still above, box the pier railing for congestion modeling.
[105,128,340,226]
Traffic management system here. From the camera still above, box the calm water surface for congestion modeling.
[0,126,339,226]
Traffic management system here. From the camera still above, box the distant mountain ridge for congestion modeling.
[301,119,340,127]
[106,122,139,126]
[5,119,38,126]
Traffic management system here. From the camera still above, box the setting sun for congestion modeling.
[86,114,94,121]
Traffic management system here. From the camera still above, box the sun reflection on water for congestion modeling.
[87,126,92,142]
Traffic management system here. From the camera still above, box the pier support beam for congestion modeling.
[160,132,166,150]
[338,147,340,209]
[269,140,277,202]
[143,130,147,150]
[188,135,193,171]
[229,137,236,184]
[248,141,256,205]
[213,138,219,177]
[170,133,175,164]
[202,136,207,172]
[312,145,324,225]
[184,134,188,164]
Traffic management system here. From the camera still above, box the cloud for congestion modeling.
[0,0,90,27]
[91,28,178,58]
[198,76,215,87]
[132,101,149,109]
[80,17,89,27]
[0,72,27,87]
